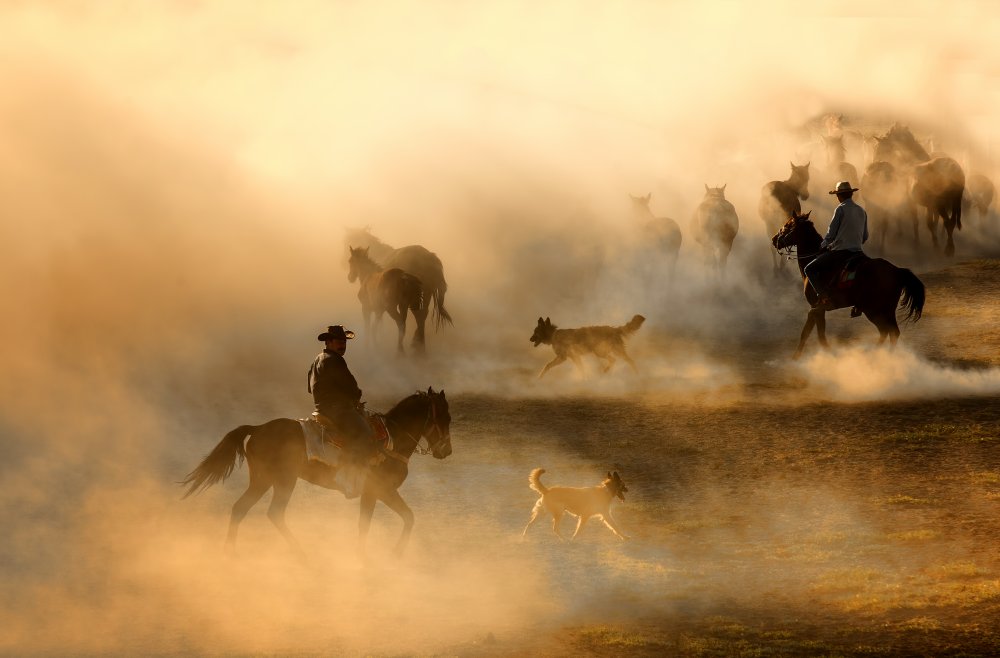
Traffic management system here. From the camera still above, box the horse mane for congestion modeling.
[344,227,396,264]
[386,391,427,418]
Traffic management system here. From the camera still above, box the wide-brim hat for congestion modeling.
[318,325,356,341]
[829,180,860,195]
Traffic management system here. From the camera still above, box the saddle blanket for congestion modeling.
[298,415,392,497]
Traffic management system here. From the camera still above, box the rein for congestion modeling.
[383,394,446,465]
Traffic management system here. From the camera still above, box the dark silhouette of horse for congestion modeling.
[630,193,682,280]
[963,173,996,221]
[348,246,427,354]
[771,210,925,359]
[180,388,452,557]
[759,162,810,271]
[693,185,739,277]
[873,125,965,255]
[822,135,860,191]
[861,160,917,250]
[344,228,452,329]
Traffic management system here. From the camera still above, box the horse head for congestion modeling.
[788,162,811,200]
[703,184,727,200]
[421,387,452,459]
[347,246,372,283]
[772,210,812,250]
[629,193,653,217]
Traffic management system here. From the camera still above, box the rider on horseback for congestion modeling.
[804,181,869,310]
[308,325,379,471]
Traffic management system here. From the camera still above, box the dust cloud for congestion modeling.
[2,2,1000,655]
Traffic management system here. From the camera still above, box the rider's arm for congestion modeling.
[822,205,845,249]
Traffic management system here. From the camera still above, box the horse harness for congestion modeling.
[382,393,448,466]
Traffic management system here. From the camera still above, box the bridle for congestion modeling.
[384,393,449,464]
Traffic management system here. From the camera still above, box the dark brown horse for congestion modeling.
[349,246,427,354]
[771,211,925,359]
[181,388,452,557]
[759,162,811,271]
[344,228,453,330]
[630,193,682,280]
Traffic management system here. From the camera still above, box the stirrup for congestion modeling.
[850,306,862,318]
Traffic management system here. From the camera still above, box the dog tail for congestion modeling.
[528,468,548,495]
[621,314,646,335]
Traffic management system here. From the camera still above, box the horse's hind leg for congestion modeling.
[226,472,271,552]
[411,304,428,353]
[267,477,305,558]
[387,306,406,355]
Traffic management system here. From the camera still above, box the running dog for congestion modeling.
[529,315,645,378]
[522,468,628,541]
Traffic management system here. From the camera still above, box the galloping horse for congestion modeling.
[344,228,453,330]
[348,246,427,354]
[759,162,811,271]
[693,185,739,278]
[630,193,682,281]
[772,211,925,359]
[181,388,452,557]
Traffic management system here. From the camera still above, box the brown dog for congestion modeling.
[530,315,645,378]
[522,468,628,541]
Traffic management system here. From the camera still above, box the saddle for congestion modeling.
[832,252,868,291]
[308,411,390,451]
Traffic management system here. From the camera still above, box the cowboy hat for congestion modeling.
[317,325,356,341]
[829,180,859,195]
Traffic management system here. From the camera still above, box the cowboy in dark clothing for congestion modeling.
[308,325,377,467]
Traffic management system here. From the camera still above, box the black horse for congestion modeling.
[181,388,452,557]
[772,211,925,359]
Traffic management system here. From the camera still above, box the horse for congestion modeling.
[180,388,452,557]
[873,125,965,255]
[629,193,682,281]
[693,185,739,278]
[759,162,811,271]
[860,160,917,250]
[822,135,860,192]
[344,228,453,330]
[348,246,427,354]
[771,210,925,359]
[963,173,996,221]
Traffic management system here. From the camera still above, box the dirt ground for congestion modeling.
[425,258,1000,657]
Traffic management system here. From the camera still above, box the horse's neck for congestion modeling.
[795,228,823,273]
[386,400,426,457]
[785,171,807,194]
[357,260,383,282]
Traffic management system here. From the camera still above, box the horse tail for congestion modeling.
[621,314,646,335]
[898,268,925,322]
[401,272,424,313]
[179,425,253,499]
[432,281,453,331]
[528,468,548,495]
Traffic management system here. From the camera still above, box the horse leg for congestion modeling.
[387,305,406,355]
[378,489,415,557]
[411,302,428,353]
[267,477,305,559]
[226,472,271,553]
[539,355,567,378]
[793,310,819,360]
[357,487,378,558]
[943,214,956,257]
[815,310,830,350]
[925,207,939,249]
[522,500,544,537]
